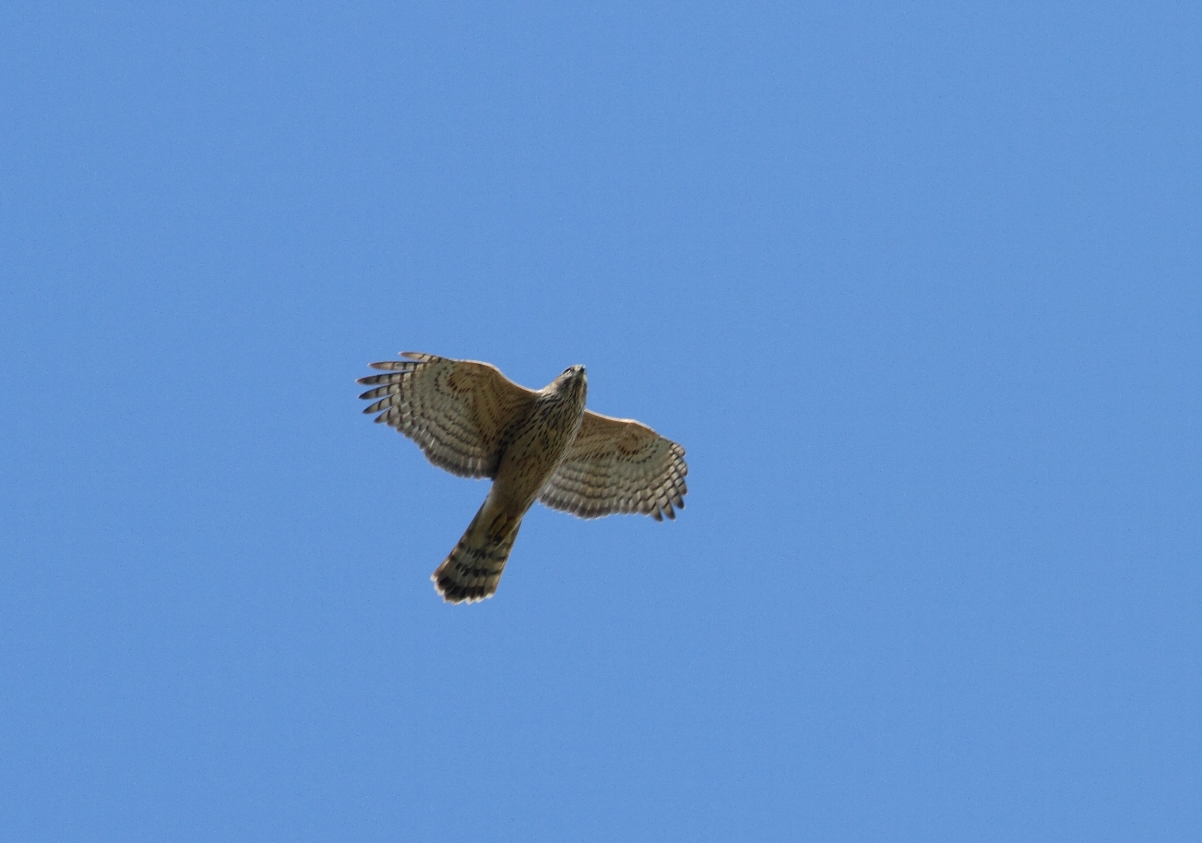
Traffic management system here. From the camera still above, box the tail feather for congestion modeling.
[432,502,522,604]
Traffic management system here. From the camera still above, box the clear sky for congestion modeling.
[2,3,1199,841]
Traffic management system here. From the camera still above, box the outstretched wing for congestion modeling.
[539,410,688,521]
[357,352,537,479]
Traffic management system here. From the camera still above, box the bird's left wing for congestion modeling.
[539,410,688,521]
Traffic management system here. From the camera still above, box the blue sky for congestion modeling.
[2,2,1199,840]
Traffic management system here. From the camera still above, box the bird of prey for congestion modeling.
[357,352,688,603]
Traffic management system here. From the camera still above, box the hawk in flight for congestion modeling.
[358,352,688,603]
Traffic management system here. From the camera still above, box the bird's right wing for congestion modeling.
[539,410,688,521]
[358,352,538,478]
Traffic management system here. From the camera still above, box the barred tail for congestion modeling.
[432,500,523,604]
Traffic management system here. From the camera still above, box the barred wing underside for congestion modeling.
[357,352,537,478]
[539,410,688,521]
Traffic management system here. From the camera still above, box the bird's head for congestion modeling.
[553,364,587,398]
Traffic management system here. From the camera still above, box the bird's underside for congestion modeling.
[357,352,688,603]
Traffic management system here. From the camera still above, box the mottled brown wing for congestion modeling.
[539,410,688,521]
[357,352,537,479]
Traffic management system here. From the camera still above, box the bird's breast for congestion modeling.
[491,391,586,511]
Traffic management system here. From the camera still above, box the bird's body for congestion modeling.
[358,353,687,603]
[431,366,587,602]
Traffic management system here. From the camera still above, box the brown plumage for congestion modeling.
[357,352,688,603]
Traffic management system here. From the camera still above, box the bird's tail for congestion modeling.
[432,499,523,604]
